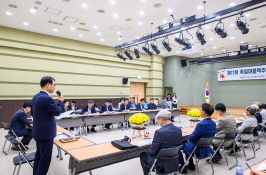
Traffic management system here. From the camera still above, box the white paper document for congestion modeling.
[255,163,266,172]
[55,110,74,120]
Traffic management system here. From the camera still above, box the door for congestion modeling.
[164,87,173,97]
[130,82,145,102]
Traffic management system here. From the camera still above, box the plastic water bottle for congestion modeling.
[75,129,80,137]
[236,164,244,175]
[179,123,183,129]
[146,129,150,136]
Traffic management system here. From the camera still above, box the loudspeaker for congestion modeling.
[122,78,128,84]
[181,59,187,67]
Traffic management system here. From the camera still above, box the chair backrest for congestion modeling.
[242,127,256,134]
[197,137,213,148]
[225,131,237,139]
[2,122,11,130]
[157,145,183,160]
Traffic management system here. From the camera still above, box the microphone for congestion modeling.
[56,90,61,97]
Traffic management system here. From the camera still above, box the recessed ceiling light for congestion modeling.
[162,52,164,54]
[198,6,203,9]
[110,1,116,4]
[205,25,209,28]
[163,20,167,23]
[230,37,235,39]
[23,22,28,26]
[97,33,101,36]
[240,41,244,43]
[82,4,88,8]
[98,10,105,13]
[230,3,235,7]
[113,14,118,17]
[6,12,12,16]
[209,38,213,40]
[118,38,122,40]
[101,39,104,41]
[70,27,75,30]
[8,4,17,8]
[154,3,161,7]
[176,52,179,53]
[93,25,98,29]
[230,23,235,26]
[117,31,121,35]
[139,11,144,15]
[30,9,36,13]
[201,53,203,55]
[168,9,173,12]
[213,47,216,49]
[138,22,143,25]
[79,34,83,37]
[54,29,58,32]
[245,14,250,17]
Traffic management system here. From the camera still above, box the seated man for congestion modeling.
[143,98,148,108]
[140,109,182,175]
[100,99,114,129]
[81,100,97,132]
[209,103,236,162]
[136,98,145,111]
[148,98,158,110]
[129,97,137,109]
[229,106,258,155]
[68,100,79,111]
[160,97,170,109]
[10,101,33,150]
[251,104,262,136]
[260,104,266,129]
[180,103,216,173]
[119,99,130,112]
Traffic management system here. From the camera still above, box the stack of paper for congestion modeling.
[256,163,266,172]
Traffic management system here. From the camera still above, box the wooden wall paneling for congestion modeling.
[0,100,13,124]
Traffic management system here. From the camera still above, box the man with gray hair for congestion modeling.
[139,109,182,175]
[228,106,257,155]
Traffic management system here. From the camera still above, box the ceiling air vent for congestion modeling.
[77,28,90,32]
[48,21,63,25]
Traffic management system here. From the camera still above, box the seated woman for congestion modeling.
[62,99,70,113]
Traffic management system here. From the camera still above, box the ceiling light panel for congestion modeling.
[63,16,79,23]
[45,7,61,15]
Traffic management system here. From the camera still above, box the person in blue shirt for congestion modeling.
[136,98,145,111]
[100,99,114,129]
[129,97,136,109]
[81,100,97,132]
[179,103,216,174]
[10,101,33,150]
[143,98,148,108]
[148,98,157,110]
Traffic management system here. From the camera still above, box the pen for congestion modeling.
[246,163,252,171]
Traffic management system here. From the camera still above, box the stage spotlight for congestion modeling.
[134,46,140,58]
[236,18,249,34]
[151,41,160,54]
[214,22,227,38]
[142,43,153,56]
[162,38,172,52]
[174,37,190,48]
[196,29,206,45]
[124,49,133,60]
[117,53,126,61]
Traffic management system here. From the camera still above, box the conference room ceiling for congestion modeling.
[0,0,266,58]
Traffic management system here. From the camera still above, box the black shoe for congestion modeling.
[180,167,187,174]
[91,128,97,132]
[87,128,90,133]
[106,126,110,129]
[186,165,195,171]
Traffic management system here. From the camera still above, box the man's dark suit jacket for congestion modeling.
[81,105,97,114]
[68,104,79,111]
[119,103,130,112]
[148,103,157,110]
[31,91,63,140]
[136,103,144,110]
[99,103,113,113]
[10,108,33,136]
[146,123,182,173]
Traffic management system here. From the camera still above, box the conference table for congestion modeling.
[55,109,180,135]
[54,126,192,175]
[244,158,266,175]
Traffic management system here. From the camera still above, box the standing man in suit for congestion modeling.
[136,98,145,111]
[209,103,236,162]
[68,100,79,111]
[119,99,130,112]
[10,101,33,150]
[140,109,182,175]
[31,76,63,175]
[179,103,216,173]
[81,100,97,132]
[100,99,113,129]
